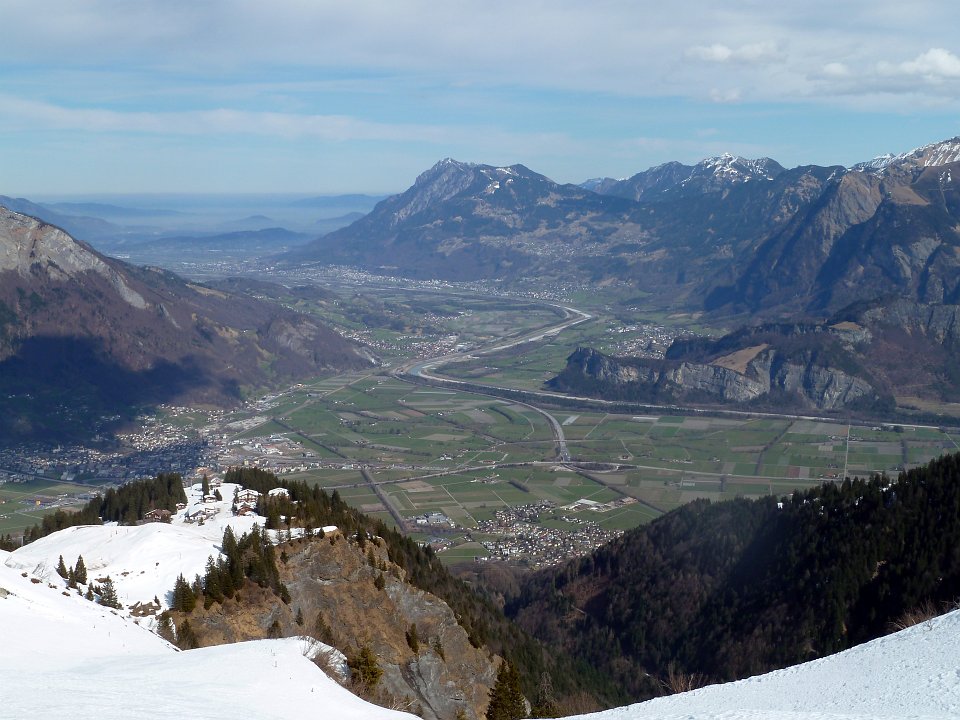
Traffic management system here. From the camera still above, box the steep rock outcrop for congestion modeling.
[178,533,496,720]
[550,347,875,410]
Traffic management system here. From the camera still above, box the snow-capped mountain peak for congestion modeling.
[686,154,784,185]
[852,137,960,173]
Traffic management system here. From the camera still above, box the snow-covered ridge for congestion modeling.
[853,137,960,173]
[683,153,783,185]
[0,550,412,719]
[0,481,413,719]
[568,608,960,720]
[2,481,306,612]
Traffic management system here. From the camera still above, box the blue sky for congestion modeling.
[2,0,960,195]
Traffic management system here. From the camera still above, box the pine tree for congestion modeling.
[374,572,386,591]
[486,661,526,720]
[98,577,121,609]
[201,474,210,497]
[295,607,305,626]
[203,556,223,606]
[177,618,200,650]
[172,573,196,613]
[531,672,560,718]
[157,612,176,644]
[348,645,382,689]
[267,619,283,638]
[56,555,68,579]
[74,555,87,585]
[406,623,420,653]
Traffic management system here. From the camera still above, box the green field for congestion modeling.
[0,478,92,536]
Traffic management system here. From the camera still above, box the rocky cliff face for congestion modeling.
[177,533,497,720]
[551,346,876,410]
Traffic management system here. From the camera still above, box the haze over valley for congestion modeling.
[4,2,960,719]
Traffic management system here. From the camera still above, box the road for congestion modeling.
[388,294,959,483]
[392,301,590,463]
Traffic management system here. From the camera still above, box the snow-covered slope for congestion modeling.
[0,546,414,719]
[570,608,960,720]
[853,137,960,173]
[4,482,257,609]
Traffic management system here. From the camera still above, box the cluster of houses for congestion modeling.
[139,474,301,526]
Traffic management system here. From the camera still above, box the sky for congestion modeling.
[2,0,960,195]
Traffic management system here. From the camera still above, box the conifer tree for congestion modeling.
[203,557,223,606]
[177,618,200,649]
[348,645,382,689]
[201,474,210,497]
[74,555,87,585]
[98,577,121,609]
[314,611,335,645]
[157,612,176,644]
[486,661,525,720]
[531,672,560,718]
[406,623,420,653]
[56,555,68,579]
[172,573,196,612]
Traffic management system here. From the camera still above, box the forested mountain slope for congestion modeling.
[505,452,960,703]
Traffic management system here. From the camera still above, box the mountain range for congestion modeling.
[285,137,960,414]
[291,138,960,320]
[0,207,372,440]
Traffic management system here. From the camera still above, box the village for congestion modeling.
[470,501,624,568]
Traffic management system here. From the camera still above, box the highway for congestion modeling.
[392,301,590,463]
[392,296,951,451]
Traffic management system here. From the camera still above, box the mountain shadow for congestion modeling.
[0,335,231,443]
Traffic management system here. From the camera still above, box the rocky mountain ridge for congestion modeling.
[287,158,644,281]
[549,345,878,411]
[289,137,960,321]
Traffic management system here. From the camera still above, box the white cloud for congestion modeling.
[1,0,958,107]
[687,42,780,64]
[0,95,455,142]
[709,88,743,104]
[881,48,960,81]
